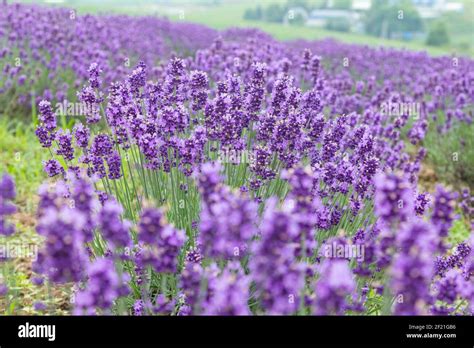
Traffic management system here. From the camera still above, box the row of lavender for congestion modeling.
[1,3,474,315]
[0,2,218,113]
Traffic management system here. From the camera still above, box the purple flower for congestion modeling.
[362,156,379,179]
[35,206,88,283]
[78,86,102,124]
[160,104,189,135]
[33,301,47,311]
[408,119,428,145]
[69,176,99,241]
[38,100,57,131]
[138,208,186,273]
[179,262,204,312]
[96,191,109,206]
[43,159,64,178]
[0,284,8,296]
[0,174,16,236]
[374,173,414,227]
[203,262,250,315]
[435,242,471,277]
[98,201,131,249]
[310,55,321,83]
[152,294,175,315]
[415,192,430,216]
[137,208,166,245]
[189,70,209,111]
[31,276,44,286]
[314,259,355,315]
[87,154,106,179]
[106,151,122,180]
[431,185,458,239]
[196,162,222,200]
[250,198,304,315]
[88,63,102,89]
[55,129,74,161]
[35,126,55,148]
[390,221,437,315]
[249,144,274,182]
[128,61,147,95]
[185,246,203,264]
[432,268,472,314]
[245,62,266,119]
[282,167,318,256]
[301,48,312,71]
[133,299,144,316]
[91,134,113,157]
[73,123,90,148]
[198,163,258,259]
[74,258,129,315]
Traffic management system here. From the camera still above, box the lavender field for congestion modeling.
[0,1,473,318]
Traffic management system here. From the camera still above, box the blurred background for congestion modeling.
[16,0,474,56]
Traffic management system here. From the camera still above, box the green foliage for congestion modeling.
[447,218,471,246]
[364,0,390,37]
[289,12,307,26]
[424,115,474,190]
[244,0,312,24]
[243,5,262,20]
[426,21,450,46]
[365,0,423,39]
[264,3,286,23]
[325,18,351,32]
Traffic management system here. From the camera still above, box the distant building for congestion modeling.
[352,0,371,11]
[306,9,360,29]
[286,0,463,32]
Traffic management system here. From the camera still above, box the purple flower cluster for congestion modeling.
[74,258,129,315]
[55,129,74,161]
[35,204,88,283]
[20,10,474,316]
[137,208,186,273]
[43,159,64,178]
[374,173,414,227]
[35,100,57,148]
[250,198,305,315]
[390,221,437,315]
[1,3,218,110]
[202,262,250,315]
[198,163,258,259]
[73,123,90,148]
[431,185,458,239]
[98,201,131,250]
[435,242,472,278]
[314,258,356,315]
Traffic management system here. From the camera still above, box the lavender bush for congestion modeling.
[0,3,217,114]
